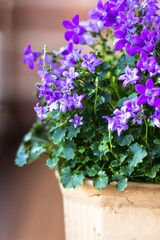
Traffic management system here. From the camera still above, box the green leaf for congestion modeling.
[60,168,85,189]
[23,131,33,142]
[154,139,160,145]
[125,53,135,66]
[55,143,63,156]
[66,125,80,140]
[112,173,128,191]
[116,134,134,146]
[118,54,126,70]
[130,128,141,137]
[63,141,75,160]
[128,143,147,167]
[15,144,29,167]
[93,171,109,189]
[84,130,95,142]
[110,160,120,167]
[53,127,66,144]
[99,91,111,103]
[86,166,98,177]
[46,156,58,169]
[78,146,85,153]
[120,166,134,176]
[155,146,160,157]
[146,165,160,178]
[101,61,110,70]
[128,92,138,100]
[118,53,135,70]
[91,142,109,157]
[28,143,46,163]
[115,97,127,108]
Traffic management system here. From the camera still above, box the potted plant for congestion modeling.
[15,0,160,239]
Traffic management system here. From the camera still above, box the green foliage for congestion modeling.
[128,143,147,167]
[46,156,58,169]
[15,144,29,167]
[15,7,160,191]
[146,165,160,178]
[66,124,80,140]
[60,168,85,189]
[93,171,109,189]
[115,133,134,146]
[63,141,75,160]
[53,127,66,144]
[118,53,135,70]
[112,173,128,191]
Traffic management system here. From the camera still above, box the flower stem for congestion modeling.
[94,78,99,120]
[141,106,150,150]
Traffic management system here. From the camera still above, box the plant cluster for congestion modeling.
[16,0,160,190]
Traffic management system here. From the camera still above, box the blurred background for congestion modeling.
[0,0,97,239]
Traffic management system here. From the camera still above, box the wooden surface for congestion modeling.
[0,141,65,240]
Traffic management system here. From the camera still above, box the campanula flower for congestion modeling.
[136,51,158,73]
[63,15,85,44]
[135,78,160,107]
[118,66,141,87]
[34,103,48,122]
[69,114,83,128]
[23,44,40,69]
[81,53,102,73]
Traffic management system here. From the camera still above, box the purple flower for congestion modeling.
[63,67,80,80]
[117,9,141,28]
[141,0,160,27]
[34,103,48,122]
[103,115,128,136]
[81,53,102,73]
[114,26,141,56]
[113,105,132,124]
[123,98,143,124]
[135,78,160,107]
[118,66,141,87]
[88,0,125,27]
[63,15,85,44]
[123,98,141,113]
[40,72,57,84]
[59,95,73,113]
[23,44,40,69]
[69,114,83,128]
[136,51,158,73]
[150,110,160,127]
[139,27,157,53]
[103,105,131,136]
[72,93,85,109]
[53,42,73,56]
[80,19,105,33]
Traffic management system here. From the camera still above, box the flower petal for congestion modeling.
[115,39,126,51]
[97,0,104,11]
[135,84,146,94]
[63,20,74,29]
[125,42,134,56]
[137,95,147,105]
[146,78,154,89]
[72,14,79,25]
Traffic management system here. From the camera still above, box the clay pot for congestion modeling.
[56,174,160,240]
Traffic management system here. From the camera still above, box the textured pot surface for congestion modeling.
[57,175,160,240]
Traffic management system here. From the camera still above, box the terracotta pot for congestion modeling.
[56,173,160,240]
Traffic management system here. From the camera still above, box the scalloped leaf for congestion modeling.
[93,171,109,189]
[53,127,66,144]
[60,168,85,189]
[128,143,147,167]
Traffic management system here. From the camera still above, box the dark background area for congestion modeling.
[0,0,97,239]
